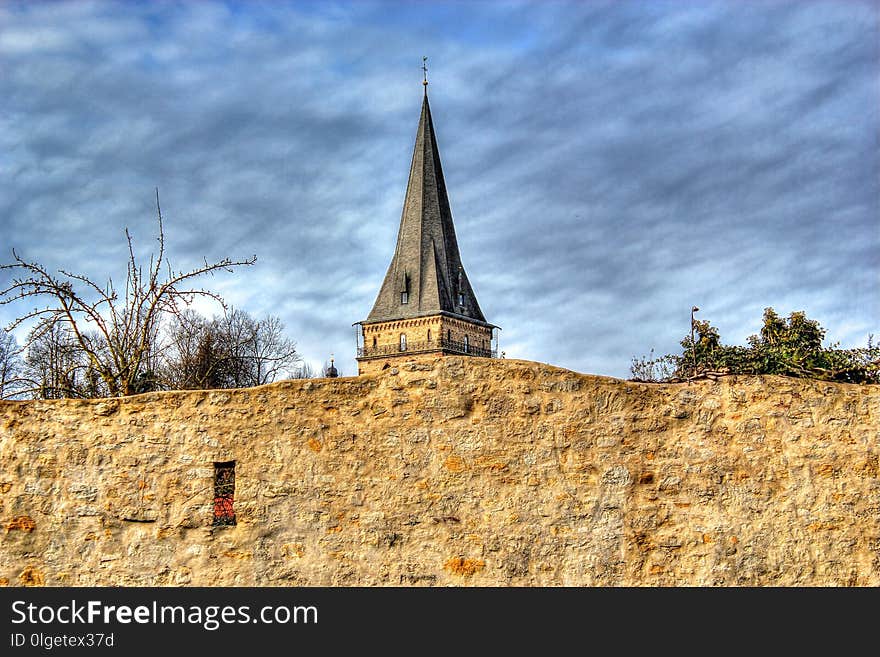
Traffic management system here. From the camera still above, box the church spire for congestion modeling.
[364,83,489,326]
[356,75,498,375]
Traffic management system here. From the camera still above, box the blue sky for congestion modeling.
[1,0,877,379]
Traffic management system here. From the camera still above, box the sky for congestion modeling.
[1,0,877,380]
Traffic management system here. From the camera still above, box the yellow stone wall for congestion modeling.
[1,357,878,587]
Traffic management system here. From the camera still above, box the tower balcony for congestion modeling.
[357,337,496,360]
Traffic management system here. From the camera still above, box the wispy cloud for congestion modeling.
[1,0,876,378]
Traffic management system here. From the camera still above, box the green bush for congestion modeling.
[631,307,878,384]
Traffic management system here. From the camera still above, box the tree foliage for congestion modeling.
[631,307,879,384]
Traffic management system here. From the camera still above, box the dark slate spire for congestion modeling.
[365,92,489,325]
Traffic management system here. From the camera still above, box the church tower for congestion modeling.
[355,72,498,375]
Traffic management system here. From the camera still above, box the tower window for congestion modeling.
[401,291,409,304]
[372,336,377,348]
[399,333,407,351]
[458,292,465,306]
[427,329,432,342]
[463,335,469,353]
[212,461,236,526]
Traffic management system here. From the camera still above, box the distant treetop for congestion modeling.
[631,307,878,385]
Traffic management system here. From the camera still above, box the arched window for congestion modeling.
[427,329,432,342]
[463,335,469,353]
[399,334,407,351]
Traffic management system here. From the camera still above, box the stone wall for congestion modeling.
[1,357,878,586]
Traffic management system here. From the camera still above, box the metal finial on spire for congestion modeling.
[422,56,428,92]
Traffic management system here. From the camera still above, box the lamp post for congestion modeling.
[691,306,700,375]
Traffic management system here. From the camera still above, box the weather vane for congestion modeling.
[422,56,428,89]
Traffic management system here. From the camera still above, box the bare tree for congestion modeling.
[212,308,255,388]
[160,308,301,389]
[19,323,95,398]
[0,328,24,399]
[244,313,301,385]
[290,361,317,379]
[160,309,217,389]
[0,190,256,397]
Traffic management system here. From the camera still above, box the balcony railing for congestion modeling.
[358,337,496,359]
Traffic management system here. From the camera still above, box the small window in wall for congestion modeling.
[447,329,451,341]
[463,335,469,353]
[399,333,407,351]
[213,461,236,526]
[458,292,465,306]
[401,291,409,304]
[427,329,432,342]
[372,336,377,348]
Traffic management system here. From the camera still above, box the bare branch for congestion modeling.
[0,194,256,397]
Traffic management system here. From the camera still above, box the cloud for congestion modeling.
[0,0,876,380]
